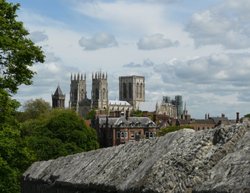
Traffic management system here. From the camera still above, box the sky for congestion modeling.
[9,0,250,119]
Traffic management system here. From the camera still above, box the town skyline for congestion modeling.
[10,0,250,119]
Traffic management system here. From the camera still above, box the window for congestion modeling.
[130,132,135,139]
[129,83,132,99]
[136,83,139,98]
[124,131,128,139]
[123,83,127,98]
[95,88,99,100]
[103,88,106,99]
[117,131,120,138]
[145,131,149,138]
[140,83,143,98]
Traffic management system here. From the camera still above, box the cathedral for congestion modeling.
[52,72,145,117]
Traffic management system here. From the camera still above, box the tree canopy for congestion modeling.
[21,109,99,161]
[0,0,44,94]
[0,1,45,192]
[17,98,51,121]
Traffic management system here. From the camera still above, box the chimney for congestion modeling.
[236,112,240,123]
[205,113,208,120]
[221,113,225,118]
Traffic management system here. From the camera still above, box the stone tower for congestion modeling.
[119,75,145,110]
[91,72,108,110]
[69,73,87,112]
[52,85,65,108]
[175,95,183,118]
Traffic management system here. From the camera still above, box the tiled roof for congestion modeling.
[98,116,156,128]
[109,100,131,106]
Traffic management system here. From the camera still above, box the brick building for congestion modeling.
[94,114,157,147]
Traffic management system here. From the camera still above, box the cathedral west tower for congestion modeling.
[91,72,108,110]
[69,73,87,113]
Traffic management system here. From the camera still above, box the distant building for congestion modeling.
[52,85,65,108]
[174,95,183,118]
[108,100,133,117]
[68,73,146,117]
[94,114,157,147]
[156,95,184,118]
[178,113,231,131]
[119,75,145,110]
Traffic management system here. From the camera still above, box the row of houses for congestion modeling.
[90,111,240,148]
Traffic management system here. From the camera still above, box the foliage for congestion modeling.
[85,109,96,120]
[157,125,194,136]
[0,89,20,129]
[17,98,51,122]
[0,1,45,192]
[0,0,44,94]
[131,109,143,117]
[0,126,36,193]
[21,109,99,161]
[244,114,250,118]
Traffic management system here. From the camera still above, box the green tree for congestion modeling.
[0,1,45,192]
[21,109,99,161]
[131,109,143,117]
[0,0,44,94]
[0,127,36,193]
[17,98,51,121]
[244,114,250,118]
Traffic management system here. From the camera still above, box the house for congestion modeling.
[94,113,157,147]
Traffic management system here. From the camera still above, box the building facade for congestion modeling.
[108,100,133,117]
[156,95,184,118]
[119,75,145,110]
[69,73,146,117]
[95,115,157,147]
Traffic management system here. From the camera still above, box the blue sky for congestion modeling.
[9,0,250,119]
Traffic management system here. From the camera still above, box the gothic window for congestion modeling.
[136,83,139,98]
[117,131,120,138]
[140,83,143,98]
[123,83,127,98]
[103,88,106,99]
[129,83,132,99]
[95,88,99,100]
[74,89,77,101]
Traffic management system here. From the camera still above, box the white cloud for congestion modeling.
[123,59,154,68]
[137,34,179,50]
[29,31,48,43]
[73,1,173,35]
[153,52,250,97]
[186,1,250,49]
[79,32,118,50]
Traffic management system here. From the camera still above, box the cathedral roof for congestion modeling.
[53,85,64,96]
[109,100,131,106]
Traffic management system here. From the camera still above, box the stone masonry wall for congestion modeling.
[22,121,250,193]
